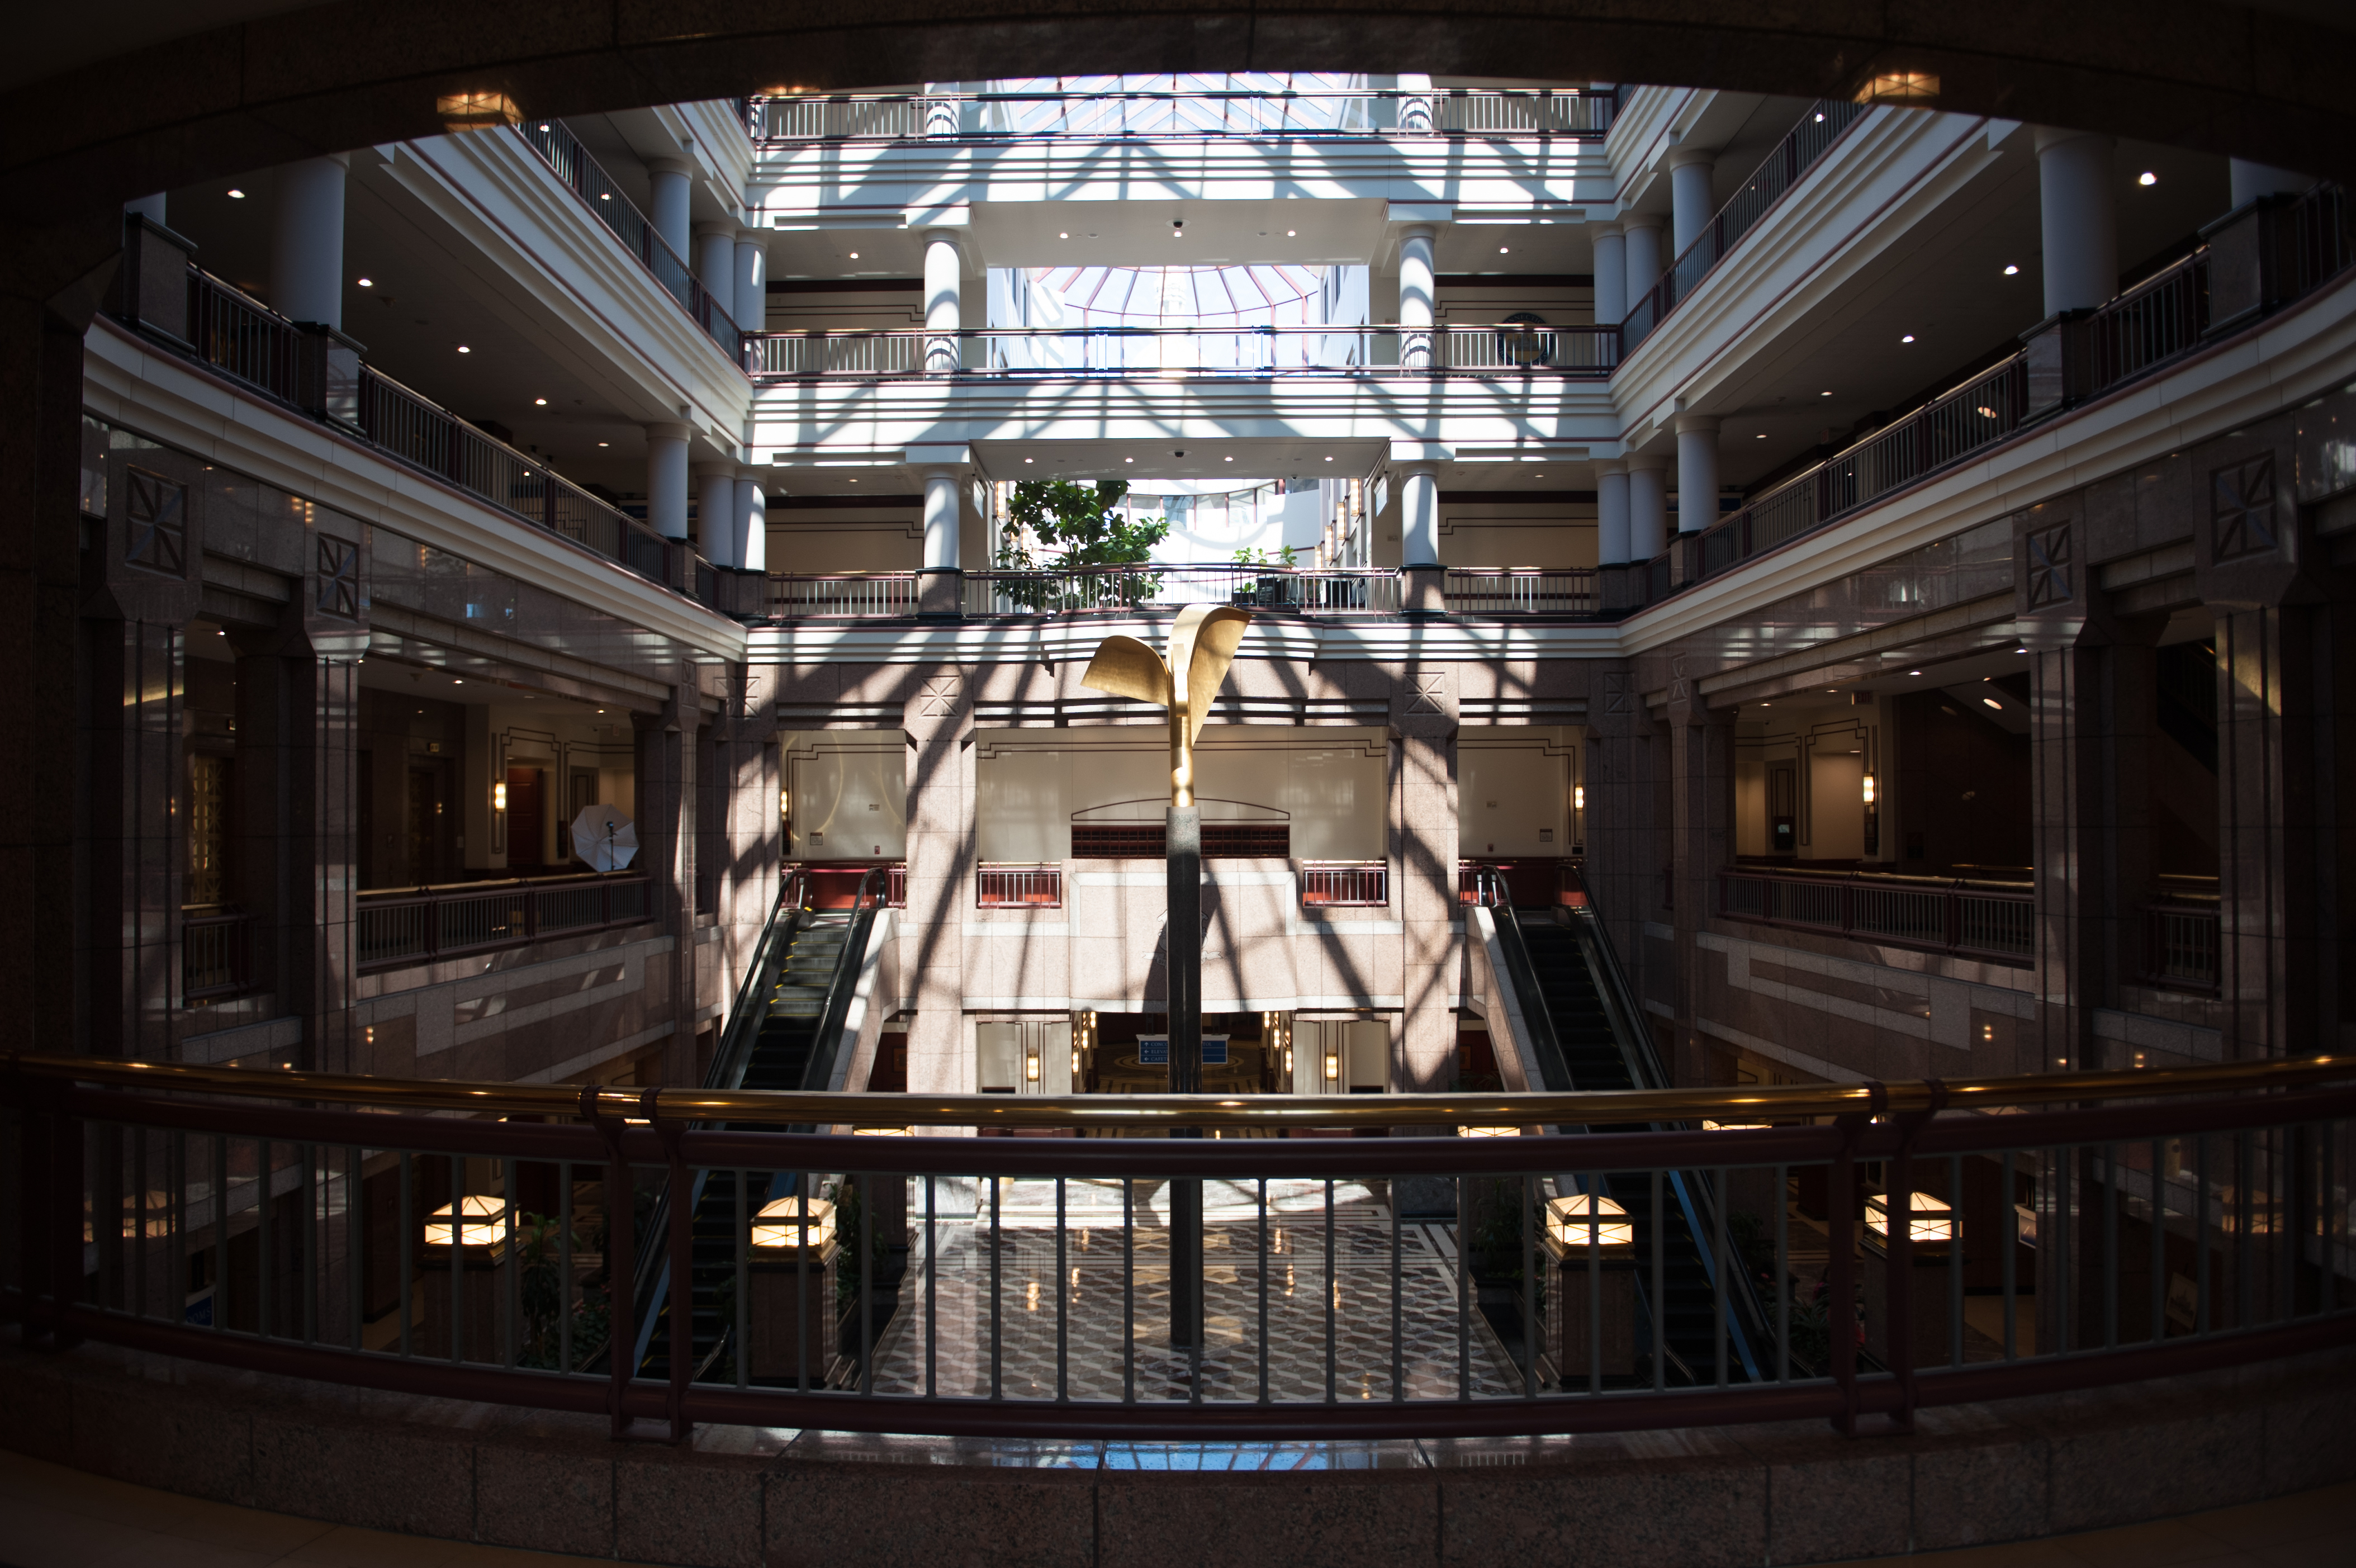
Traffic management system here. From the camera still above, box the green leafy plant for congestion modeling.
[1229,544,1299,567]
[511,1210,609,1371]
[996,480,1168,609]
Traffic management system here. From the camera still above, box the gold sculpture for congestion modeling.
[1078,604,1253,807]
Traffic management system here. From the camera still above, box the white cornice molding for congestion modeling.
[1620,274,2356,654]
[386,132,751,440]
[84,316,749,664]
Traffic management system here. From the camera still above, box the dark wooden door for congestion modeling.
[505,766,543,870]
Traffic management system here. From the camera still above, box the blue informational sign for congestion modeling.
[1137,1036,1226,1067]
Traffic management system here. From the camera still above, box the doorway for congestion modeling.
[504,766,544,871]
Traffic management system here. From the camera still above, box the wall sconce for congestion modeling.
[779,787,791,817]
[1573,784,1586,812]
[1025,1049,1041,1082]
[1071,1047,1081,1076]
[492,780,507,813]
[1323,1049,1340,1083]
[751,1196,836,1252]
[1861,773,1877,805]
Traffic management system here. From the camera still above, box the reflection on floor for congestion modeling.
[865,1177,1528,1402]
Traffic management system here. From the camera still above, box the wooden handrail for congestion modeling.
[10,1050,2349,1131]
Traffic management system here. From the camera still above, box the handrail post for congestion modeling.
[653,1099,694,1443]
[1826,1091,1877,1436]
[584,1084,635,1437]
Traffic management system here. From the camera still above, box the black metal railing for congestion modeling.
[1718,869,2035,963]
[354,873,653,971]
[750,88,1610,143]
[746,324,1618,379]
[180,908,257,1002]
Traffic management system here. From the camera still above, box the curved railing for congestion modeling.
[746,324,1619,379]
[749,88,1610,143]
[6,1052,2350,1441]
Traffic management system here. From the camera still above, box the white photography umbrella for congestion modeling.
[570,806,639,872]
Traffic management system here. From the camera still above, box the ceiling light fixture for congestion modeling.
[596,440,608,447]
[1499,245,1510,254]
[457,345,471,353]
[1983,697,2004,710]
[1909,669,1922,676]
[534,397,547,405]
[227,188,245,199]
[1902,334,1916,343]
[1024,457,1034,463]
[2003,264,2020,276]
[1756,433,1767,439]
[1124,457,1134,463]
[2138,170,2158,186]
[1059,231,1069,239]
[357,277,373,287]
[1821,390,1832,397]
[1324,455,1333,462]
[848,251,858,259]
[1287,229,1297,237]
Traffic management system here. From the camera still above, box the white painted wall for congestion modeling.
[785,734,908,859]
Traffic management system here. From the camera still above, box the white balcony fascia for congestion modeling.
[746,613,1619,666]
[1619,269,2356,655]
[83,315,749,664]
[750,137,1611,219]
[1601,85,1696,209]
[746,375,1618,458]
[665,100,757,213]
[376,130,751,444]
[1608,108,2001,439]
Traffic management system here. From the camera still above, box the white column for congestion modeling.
[2035,128,2118,315]
[923,230,962,374]
[733,232,766,331]
[271,154,349,329]
[696,465,737,566]
[1622,214,1665,305]
[1674,415,1719,535]
[1591,224,1627,326]
[645,424,691,540]
[124,193,167,225]
[922,469,961,571]
[1595,461,1631,566]
[1627,457,1668,561]
[1668,149,1716,257]
[2230,159,2315,207]
[735,470,767,573]
[695,224,736,319]
[647,159,693,261]
[1397,225,1437,369]
[1399,466,1439,567]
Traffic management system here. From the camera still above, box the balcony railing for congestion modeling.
[961,564,1401,617]
[355,873,653,972]
[181,907,257,1002]
[19,1051,2350,1442]
[515,119,745,365]
[747,324,1618,380]
[767,572,921,619]
[977,863,1063,908]
[1717,869,2033,963]
[1623,99,1868,352]
[2145,894,2222,994]
[1299,861,1387,907]
[1632,183,2352,609]
[750,88,1609,143]
[1442,569,1597,616]
[144,261,726,612]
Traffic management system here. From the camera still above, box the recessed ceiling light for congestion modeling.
[1287,229,1297,237]
[1813,112,1825,122]
[2138,170,2158,186]
[599,192,611,201]
[457,345,471,353]
[1024,457,1034,463]
[847,477,857,482]
[1756,433,1766,439]
[1909,669,1922,676]
[1821,390,1832,397]
[1499,246,1510,254]
[1059,231,1069,239]
[534,397,547,405]
[2016,647,2028,654]
[848,252,859,259]
[227,188,245,199]
[1324,456,1333,462]
[2003,264,2020,276]
[597,440,608,447]
[1983,697,2004,709]
[356,277,373,287]
[1124,457,1133,463]
[1901,334,1916,343]
[1223,455,1233,461]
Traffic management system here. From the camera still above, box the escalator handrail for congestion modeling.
[705,867,812,1096]
[628,866,885,1375]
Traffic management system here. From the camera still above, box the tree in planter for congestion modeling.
[998,480,1168,609]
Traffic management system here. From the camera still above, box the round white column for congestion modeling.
[1674,415,1719,534]
[647,160,693,262]
[271,155,349,329]
[696,465,738,566]
[1595,461,1631,565]
[2035,128,2118,315]
[1668,149,1717,257]
[735,470,768,573]
[923,230,963,374]
[1397,225,1437,369]
[1622,214,1666,305]
[125,193,167,225]
[695,224,737,319]
[1627,457,1668,561]
[1399,466,1439,567]
[1591,224,1627,326]
[922,469,962,571]
[644,423,691,540]
[2230,159,2315,207]
[733,231,767,331]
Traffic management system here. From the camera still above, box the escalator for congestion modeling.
[628,868,885,1385]
[1489,887,1768,1386]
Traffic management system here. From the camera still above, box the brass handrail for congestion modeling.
[8,1052,2352,1131]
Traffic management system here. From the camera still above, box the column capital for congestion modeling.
[645,420,693,442]
[1666,145,1717,170]
[1619,211,1666,233]
[1623,452,1669,472]
[2032,125,2113,157]
[1591,219,1624,238]
[1396,222,1438,242]
[1594,457,1628,476]
[1673,413,1720,436]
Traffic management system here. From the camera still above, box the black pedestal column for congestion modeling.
[1167,806,1203,1353]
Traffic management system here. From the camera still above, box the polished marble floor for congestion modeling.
[862,1176,1528,1403]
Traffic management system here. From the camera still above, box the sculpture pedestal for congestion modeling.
[749,1243,840,1382]
[1543,1237,1637,1381]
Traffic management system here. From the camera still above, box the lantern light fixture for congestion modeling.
[424,1196,512,1256]
[1865,1190,1954,1246]
[1544,1193,1634,1251]
[751,1196,836,1252]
